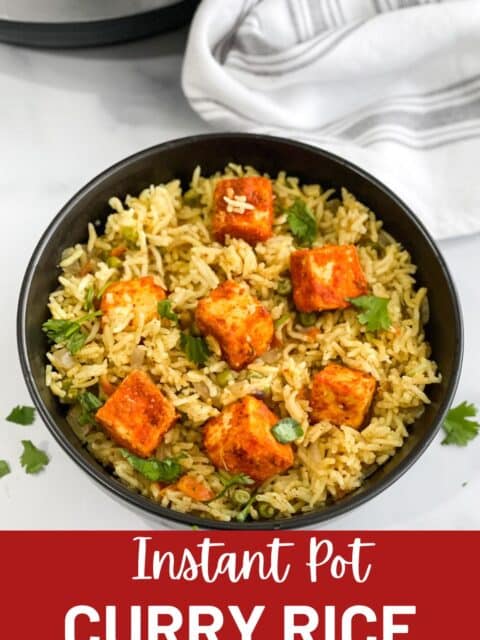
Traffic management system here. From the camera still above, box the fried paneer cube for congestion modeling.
[195,280,274,370]
[100,276,165,331]
[95,370,176,457]
[203,395,294,483]
[290,245,368,312]
[310,363,376,429]
[212,176,274,245]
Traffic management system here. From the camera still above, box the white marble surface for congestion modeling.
[1,29,478,530]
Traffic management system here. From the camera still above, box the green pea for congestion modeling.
[298,312,317,327]
[215,369,232,388]
[232,489,251,506]
[258,503,275,519]
[277,279,292,295]
[120,226,138,246]
[107,256,123,269]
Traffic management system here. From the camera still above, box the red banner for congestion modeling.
[2,531,477,639]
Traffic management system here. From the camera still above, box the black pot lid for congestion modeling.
[0,0,199,47]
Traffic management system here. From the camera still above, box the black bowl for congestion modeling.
[17,133,463,530]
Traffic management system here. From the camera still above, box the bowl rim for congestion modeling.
[17,132,464,530]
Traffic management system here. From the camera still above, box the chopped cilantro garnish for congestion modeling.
[121,450,185,483]
[286,199,317,247]
[348,295,391,332]
[271,417,303,443]
[180,333,210,366]
[42,311,101,354]
[158,300,179,325]
[78,391,104,426]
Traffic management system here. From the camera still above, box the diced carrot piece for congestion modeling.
[110,245,127,258]
[79,260,95,276]
[177,475,215,502]
[99,374,117,397]
[305,327,320,342]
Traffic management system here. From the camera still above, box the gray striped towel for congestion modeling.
[182,0,480,239]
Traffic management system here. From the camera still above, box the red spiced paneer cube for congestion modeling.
[310,363,376,429]
[95,370,176,457]
[212,176,274,245]
[203,395,294,483]
[290,245,368,312]
[195,280,274,370]
[100,276,166,330]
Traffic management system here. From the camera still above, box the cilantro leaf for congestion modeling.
[207,471,255,503]
[286,199,317,247]
[0,460,10,478]
[42,311,101,355]
[67,330,88,354]
[20,440,49,474]
[121,450,185,483]
[6,405,36,425]
[271,417,304,443]
[78,391,104,426]
[42,318,81,343]
[348,295,391,332]
[180,333,210,366]
[120,226,138,247]
[158,300,178,325]
[442,401,479,446]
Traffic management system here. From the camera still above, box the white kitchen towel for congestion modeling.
[182,0,480,239]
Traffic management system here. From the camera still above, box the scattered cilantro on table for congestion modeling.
[0,460,10,478]
[20,440,49,474]
[6,405,35,425]
[442,401,479,446]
